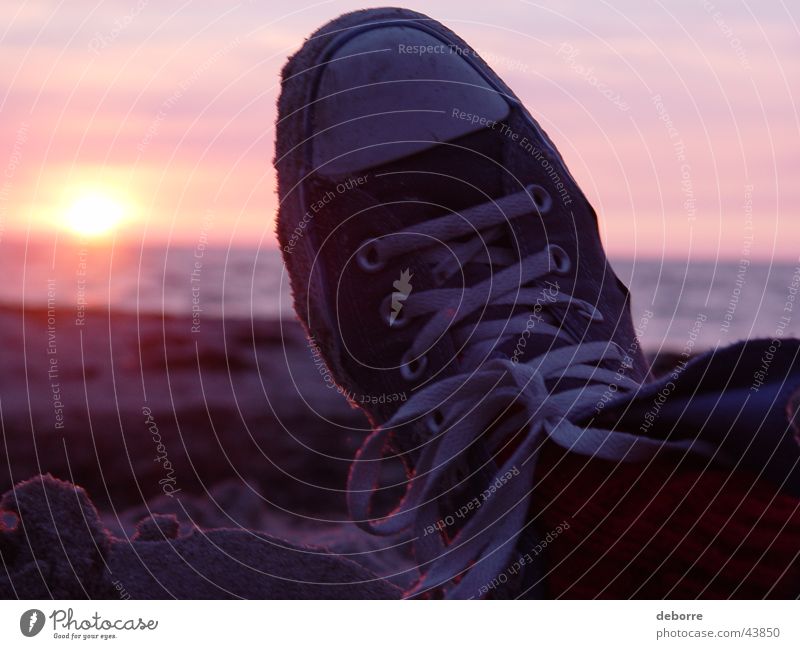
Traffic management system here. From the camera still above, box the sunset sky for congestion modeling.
[1,0,797,260]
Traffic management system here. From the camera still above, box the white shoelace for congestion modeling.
[347,188,715,597]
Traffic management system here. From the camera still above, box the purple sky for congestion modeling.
[1,0,798,259]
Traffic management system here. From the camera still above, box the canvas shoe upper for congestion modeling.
[275,8,711,597]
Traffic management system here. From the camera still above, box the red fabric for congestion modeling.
[533,443,800,598]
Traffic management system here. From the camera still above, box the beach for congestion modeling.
[2,244,799,595]
[0,305,372,517]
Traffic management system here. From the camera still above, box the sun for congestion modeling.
[64,192,128,238]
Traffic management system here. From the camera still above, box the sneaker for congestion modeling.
[276,7,681,598]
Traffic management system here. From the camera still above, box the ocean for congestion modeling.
[2,238,798,353]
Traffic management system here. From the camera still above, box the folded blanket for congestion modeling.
[534,442,800,598]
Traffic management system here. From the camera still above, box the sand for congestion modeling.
[0,305,413,596]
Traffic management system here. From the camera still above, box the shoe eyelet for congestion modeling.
[400,350,428,381]
[527,184,553,213]
[547,244,571,274]
[356,238,385,272]
[426,409,445,434]
[380,294,411,329]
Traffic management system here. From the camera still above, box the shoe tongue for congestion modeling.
[360,125,573,371]
[366,125,506,217]
[382,127,519,285]
[362,126,559,364]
